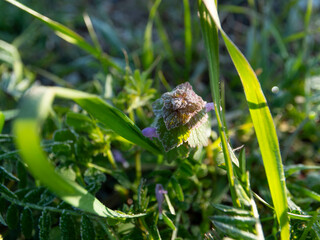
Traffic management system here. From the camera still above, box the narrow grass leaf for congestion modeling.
[198,0,240,208]
[0,111,5,133]
[143,0,162,69]
[289,184,320,202]
[284,164,320,177]
[183,0,192,74]
[202,1,290,238]
[13,86,160,218]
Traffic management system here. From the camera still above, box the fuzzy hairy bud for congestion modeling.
[148,82,211,153]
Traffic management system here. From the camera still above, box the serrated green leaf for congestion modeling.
[187,117,211,148]
[81,215,95,240]
[6,204,19,229]
[60,211,76,240]
[157,117,190,151]
[39,209,51,240]
[21,208,33,239]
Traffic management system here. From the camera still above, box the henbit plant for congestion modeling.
[1,0,320,239]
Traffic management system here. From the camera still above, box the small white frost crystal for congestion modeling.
[151,82,211,153]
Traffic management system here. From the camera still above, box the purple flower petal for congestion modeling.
[142,127,158,139]
[155,184,167,219]
[205,102,215,112]
[112,150,129,168]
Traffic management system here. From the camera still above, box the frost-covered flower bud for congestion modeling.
[150,82,211,153]
[155,184,167,219]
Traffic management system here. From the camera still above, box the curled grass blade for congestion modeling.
[202,0,290,238]
[13,87,160,218]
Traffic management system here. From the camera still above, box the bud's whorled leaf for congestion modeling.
[149,82,211,153]
[153,82,206,130]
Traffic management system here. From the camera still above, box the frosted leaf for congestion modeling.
[153,82,207,130]
[187,119,211,148]
[150,82,212,153]
[152,98,164,118]
[156,117,190,151]
[156,110,210,152]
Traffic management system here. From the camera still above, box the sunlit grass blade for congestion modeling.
[183,0,192,76]
[202,0,289,238]
[4,0,122,72]
[13,86,160,218]
[0,112,4,133]
[198,0,240,208]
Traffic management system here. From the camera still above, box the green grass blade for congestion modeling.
[0,112,4,133]
[13,87,160,218]
[183,0,192,76]
[202,0,290,238]
[4,0,121,72]
[198,0,240,208]
[143,0,162,69]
